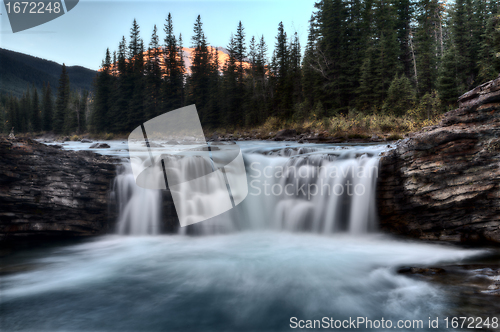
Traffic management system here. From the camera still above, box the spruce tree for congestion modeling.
[31,87,41,132]
[146,24,162,119]
[477,13,500,83]
[289,32,302,108]
[77,90,88,133]
[163,13,184,112]
[235,21,246,84]
[382,74,416,116]
[92,50,112,133]
[42,83,53,131]
[109,36,130,133]
[186,15,211,124]
[222,34,239,127]
[302,15,321,109]
[270,21,291,118]
[53,64,70,134]
[415,0,442,96]
[437,44,459,106]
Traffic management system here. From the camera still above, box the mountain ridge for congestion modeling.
[0,48,97,97]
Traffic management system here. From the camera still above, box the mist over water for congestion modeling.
[0,233,485,331]
[1,140,488,331]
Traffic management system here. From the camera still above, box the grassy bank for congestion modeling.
[9,112,442,143]
[207,112,443,141]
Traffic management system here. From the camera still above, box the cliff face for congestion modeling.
[0,138,118,242]
[378,76,500,244]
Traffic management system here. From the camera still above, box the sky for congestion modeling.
[0,0,317,70]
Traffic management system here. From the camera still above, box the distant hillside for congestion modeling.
[0,48,97,98]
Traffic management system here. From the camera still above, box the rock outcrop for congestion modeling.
[378,76,500,244]
[0,138,118,242]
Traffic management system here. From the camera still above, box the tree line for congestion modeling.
[302,0,499,117]
[90,14,299,133]
[2,0,499,135]
[0,63,90,135]
[91,0,499,134]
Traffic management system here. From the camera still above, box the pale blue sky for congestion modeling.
[0,0,316,70]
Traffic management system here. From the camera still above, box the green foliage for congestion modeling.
[408,90,442,120]
[31,86,41,132]
[42,83,54,131]
[53,63,70,134]
[382,74,416,116]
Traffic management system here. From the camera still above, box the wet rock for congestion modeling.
[210,132,220,142]
[80,139,93,143]
[211,141,236,145]
[141,142,163,148]
[89,143,111,149]
[378,76,500,244]
[274,129,297,141]
[0,138,118,242]
[397,267,446,275]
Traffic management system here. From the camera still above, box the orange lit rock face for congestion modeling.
[101,46,250,76]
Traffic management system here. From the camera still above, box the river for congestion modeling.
[0,140,494,331]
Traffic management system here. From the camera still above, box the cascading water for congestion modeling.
[113,162,161,235]
[5,140,491,332]
[113,142,382,235]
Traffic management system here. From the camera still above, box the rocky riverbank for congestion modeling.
[378,76,500,245]
[0,138,118,243]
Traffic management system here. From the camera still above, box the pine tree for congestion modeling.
[382,74,416,115]
[477,12,500,83]
[54,63,70,134]
[415,0,442,96]
[206,46,221,126]
[302,15,321,109]
[126,20,146,131]
[222,34,239,127]
[396,0,414,78]
[77,90,88,133]
[374,0,401,101]
[92,50,112,133]
[128,19,142,59]
[270,21,291,118]
[163,13,184,112]
[64,92,79,134]
[145,24,162,119]
[42,83,53,131]
[437,43,459,106]
[235,21,246,84]
[186,15,212,125]
[31,87,41,132]
[128,38,146,131]
[109,36,130,133]
[289,32,302,108]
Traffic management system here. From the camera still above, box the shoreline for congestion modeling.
[15,129,402,145]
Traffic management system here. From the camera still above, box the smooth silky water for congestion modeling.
[0,140,489,331]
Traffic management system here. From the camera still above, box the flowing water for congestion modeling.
[0,140,491,331]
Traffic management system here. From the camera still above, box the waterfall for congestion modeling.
[113,144,381,235]
[241,148,379,234]
[113,162,161,235]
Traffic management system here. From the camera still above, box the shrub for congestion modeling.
[104,133,114,140]
[408,91,442,120]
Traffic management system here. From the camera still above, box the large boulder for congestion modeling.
[377,76,500,244]
[0,138,118,243]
